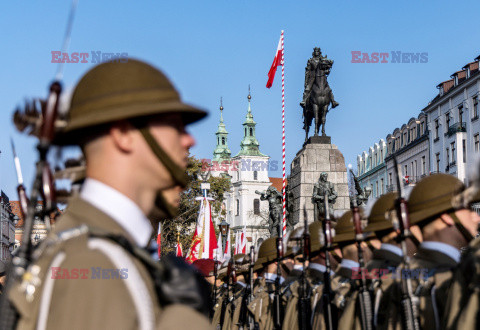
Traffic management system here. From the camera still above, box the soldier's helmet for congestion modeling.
[253,237,278,272]
[363,192,397,233]
[56,59,207,145]
[408,173,472,226]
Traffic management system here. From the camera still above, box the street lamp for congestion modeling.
[219,219,229,253]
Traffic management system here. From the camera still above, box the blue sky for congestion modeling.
[0,0,479,200]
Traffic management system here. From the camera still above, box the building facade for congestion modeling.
[1,191,18,262]
[357,54,479,196]
[357,139,387,198]
[210,93,275,249]
[423,56,480,184]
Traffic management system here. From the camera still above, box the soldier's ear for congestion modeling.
[439,213,455,227]
[109,120,135,153]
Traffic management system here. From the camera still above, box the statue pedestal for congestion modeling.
[289,139,350,226]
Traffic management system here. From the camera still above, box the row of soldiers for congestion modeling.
[199,172,480,329]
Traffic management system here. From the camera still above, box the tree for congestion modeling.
[161,154,231,256]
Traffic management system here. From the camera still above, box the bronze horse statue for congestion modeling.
[301,57,339,142]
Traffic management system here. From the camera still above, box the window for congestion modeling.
[375,181,379,197]
[422,156,426,175]
[446,148,450,166]
[436,153,440,172]
[249,127,253,136]
[459,105,463,124]
[414,160,417,178]
[253,199,260,215]
[389,172,392,185]
[475,134,479,152]
[446,113,451,131]
[380,178,384,195]
[474,96,479,119]
[253,171,258,180]
[245,128,247,136]
[435,119,439,139]
[463,139,466,163]
[420,122,425,135]
[451,142,456,163]
[380,149,383,161]
[403,133,407,146]
[236,199,239,216]
[404,165,408,176]
[221,137,225,145]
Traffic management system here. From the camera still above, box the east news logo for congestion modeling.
[351,51,428,63]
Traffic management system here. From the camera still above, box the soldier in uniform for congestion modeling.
[248,237,287,330]
[381,174,480,330]
[6,59,212,329]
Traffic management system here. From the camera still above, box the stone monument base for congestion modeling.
[289,140,349,226]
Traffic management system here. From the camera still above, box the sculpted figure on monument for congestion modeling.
[300,47,339,142]
[256,186,283,237]
[285,186,298,232]
[312,172,338,218]
[349,169,372,206]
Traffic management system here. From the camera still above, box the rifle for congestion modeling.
[272,226,284,329]
[349,170,373,330]
[219,260,232,328]
[11,139,29,219]
[321,191,336,330]
[211,258,218,319]
[298,214,312,330]
[230,255,237,322]
[0,3,80,326]
[393,156,420,330]
[238,249,254,329]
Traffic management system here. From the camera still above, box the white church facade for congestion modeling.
[210,93,280,250]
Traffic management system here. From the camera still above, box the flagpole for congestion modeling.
[280,30,287,238]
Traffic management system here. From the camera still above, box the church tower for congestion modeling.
[212,97,231,164]
[236,88,266,158]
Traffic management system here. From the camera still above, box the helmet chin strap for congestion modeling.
[450,212,474,243]
[139,127,189,189]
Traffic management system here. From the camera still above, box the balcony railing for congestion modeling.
[446,122,466,137]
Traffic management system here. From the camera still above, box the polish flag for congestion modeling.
[215,233,224,263]
[266,34,283,88]
[186,197,218,263]
[224,227,231,262]
[156,223,162,259]
[239,226,247,254]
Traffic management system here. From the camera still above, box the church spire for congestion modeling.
[213,97,231,163]
[236,87,266,157]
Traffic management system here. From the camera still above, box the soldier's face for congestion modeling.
[455,208,480,239]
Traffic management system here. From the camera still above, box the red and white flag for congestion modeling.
[186,197,218,263]
[215,232,224,262]
[224,227,231,262]
[239,226,247,254]
[156,223,162,259]
[266,34,283,88]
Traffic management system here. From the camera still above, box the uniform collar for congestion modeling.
[380,243,403,257]
[420,241,460,264]
[309,263,335,276]
[340,259,359,270]
[264,272,285,284]
[293,264,304,270]
[80,178,153,247]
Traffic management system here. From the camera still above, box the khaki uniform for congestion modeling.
[8,198,210,330]
[443,237,480,329]
[377,246,457,330]
[247,278,277,330]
